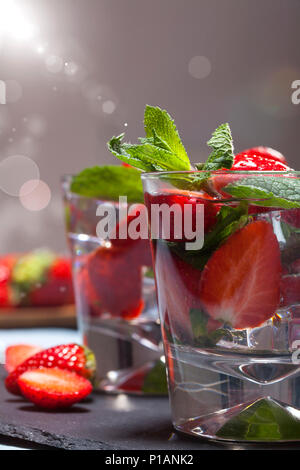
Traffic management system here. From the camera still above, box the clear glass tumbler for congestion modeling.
[142,170,300,442]
[62,176,165,394]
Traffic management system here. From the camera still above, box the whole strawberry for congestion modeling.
[6,343,96,395]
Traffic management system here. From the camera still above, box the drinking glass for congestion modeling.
[142,170,300,441]
[62,176,165,394]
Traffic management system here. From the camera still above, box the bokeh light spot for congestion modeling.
[102,100,116,114]
[45,55,63,74]
[188,56,212,79]
[19,180,51,211]
[0,155,40,196]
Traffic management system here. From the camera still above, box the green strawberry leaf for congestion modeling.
[12,250,55,293]
[70,165,144,203]
[142,360,168,395]
[216,398,300,441]
[224,175,300,209]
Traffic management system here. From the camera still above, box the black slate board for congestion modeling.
[0,367,300,450]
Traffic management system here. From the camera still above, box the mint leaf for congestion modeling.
[142,360,168,395]
[144,105,190,167]
[107,106,192,172]
[224,175,300,209]
[70,165,144,203]
[190,308,209,337]
[216,398,300,441]
[108,134,191,172]
[204,123,234,171]
[189,309,230,346]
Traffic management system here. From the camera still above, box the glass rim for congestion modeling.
[141,169,300,179]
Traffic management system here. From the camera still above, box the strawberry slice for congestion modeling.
[5,343,96,395]
[238,147,287,164]
[154,242,203,340]
[199,221,281,329]
[5,344,41,373]
[18,367,92,409]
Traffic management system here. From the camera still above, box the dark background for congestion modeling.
[0,0,299,253]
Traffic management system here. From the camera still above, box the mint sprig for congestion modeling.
[144,105,190,167]
[70,165,144,202]
[108,106,191,172]
[224,175,300,209]
[204,123,234,171]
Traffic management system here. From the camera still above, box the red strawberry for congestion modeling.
[280,275,300,307]
[144,189,221,240]
[18,367,92,409]
[5,343,96,395]
[238,147,287,164]
[29,257,74,307]
[87,244,144,320]
[85,204,152,321]
[232,154,290,172]
[5,344,41,373]
[199,221,281,329]
[49,257,72,281]
[111,204,152,266]
[154,242,203,340]
[213,155,291,199]
[0,283,10,308]
[0,255,17,308]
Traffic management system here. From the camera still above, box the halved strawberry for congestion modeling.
[18,367,92,409]
[5,344,41,373]
[5,343,96,395]
[238,147,287,164]
[199,221,281,329]
[154,242,203,340]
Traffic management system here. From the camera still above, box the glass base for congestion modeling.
[175,398,300,443]
[82,317,166,394]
